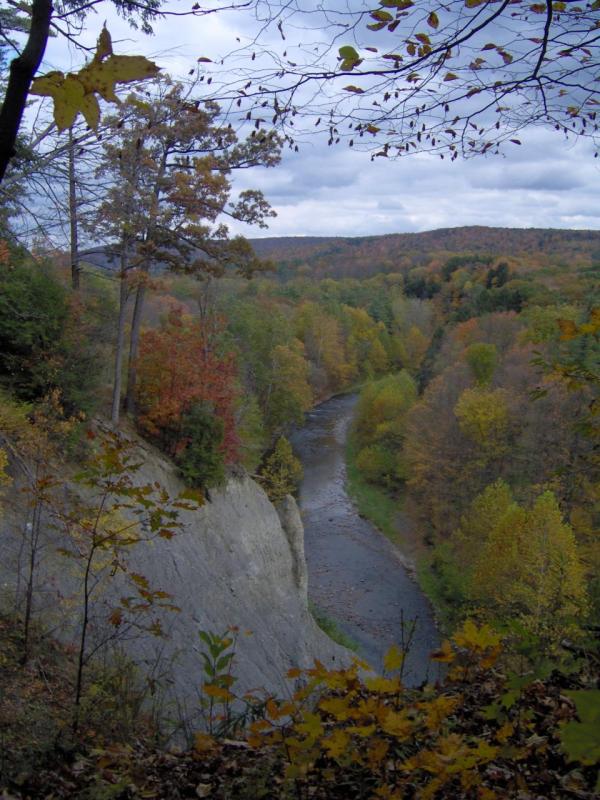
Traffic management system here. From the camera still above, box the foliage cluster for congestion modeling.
[0,249,111,414]
[3,621,598,799]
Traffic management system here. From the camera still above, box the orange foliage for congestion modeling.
[136,308,238,461]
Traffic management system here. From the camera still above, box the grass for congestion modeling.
[345,434,403,547]
[309,600,359,651]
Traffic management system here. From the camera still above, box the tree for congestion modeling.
[220,0,599,159]
[454,386,509,450]
[266,340,313,431]
[135,308,239,467]
[0,253,102,412]
[461,483,588,642]
[465,342,498,386]
[257,436,303,502]
[92,78,280,424]
[0,0,257,182]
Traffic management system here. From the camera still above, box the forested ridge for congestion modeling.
[250,227,600,281]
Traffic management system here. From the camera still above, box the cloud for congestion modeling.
[37,3,600,240]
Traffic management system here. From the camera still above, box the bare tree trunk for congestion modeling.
[21,490,42,665]
[0,0,52,182]
[68,128,81,290]
[125,148,168,412]
[111,242,130,427]
[124,274,147,415]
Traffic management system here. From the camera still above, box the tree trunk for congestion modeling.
[0,0,53,183]
[124,274,148,415]
[111,242,130,427]
[68,128,80,290]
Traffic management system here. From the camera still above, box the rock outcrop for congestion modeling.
[0,436,349,733]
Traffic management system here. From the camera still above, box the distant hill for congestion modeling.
[249,226,600,280]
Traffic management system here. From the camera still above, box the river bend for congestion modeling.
[291,394,439,685]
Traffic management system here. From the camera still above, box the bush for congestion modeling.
[176,403,226,489]
[257,437,303,503]
[355,444,396,487]
[0,258,101,414]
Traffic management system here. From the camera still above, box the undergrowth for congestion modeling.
[309,600,359,652]
[345,434,403,546]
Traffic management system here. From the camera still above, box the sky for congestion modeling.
[40,1,600,239]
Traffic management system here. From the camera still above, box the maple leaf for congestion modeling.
[31,26,159,131]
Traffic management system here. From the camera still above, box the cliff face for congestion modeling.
[0,438,349,731]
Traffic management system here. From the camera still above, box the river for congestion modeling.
[290,394,440,685]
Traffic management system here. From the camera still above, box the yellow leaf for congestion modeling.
[78,55,160,103]
[381,709,413,739]
[80,93,100,129]
[319,695,353,721]
[30,26,160,131]
[194,732,217,753]
[365,675,402,694]
[383,644,405,672]
[296,712,324,740]
[94,26,113,61]
[453,619,501,654]
[368,737,389,769]
[430,639,455,663]
[322,729,350,758]
[420,695,460,731]
[203,683,234,701]
[496,722,514,743]
[427,11,439,28]
[347,723,376,737]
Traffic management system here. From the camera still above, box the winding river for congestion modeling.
[290,394,440,685]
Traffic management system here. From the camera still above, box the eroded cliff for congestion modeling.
[0,435,349,732]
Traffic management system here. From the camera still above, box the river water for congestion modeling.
[290,394,440,685]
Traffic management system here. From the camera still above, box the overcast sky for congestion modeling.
[41,1,600,239]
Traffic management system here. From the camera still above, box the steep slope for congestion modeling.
[0,435,349,731]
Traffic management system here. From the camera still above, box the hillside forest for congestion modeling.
[0,34,599,800]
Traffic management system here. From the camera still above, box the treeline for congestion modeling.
[250,226,600,281]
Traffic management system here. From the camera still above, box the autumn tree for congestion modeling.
[257,436,303,503]
[354,370,417,487]
[465,342,498,386]
[266,340,313,432]
[342,305,389,379]
[458,482,587,643]
[92,78,280,424]
[295,301,353,394]
[136,308,239,483]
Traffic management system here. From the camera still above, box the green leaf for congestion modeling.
[339,45,360,60]
[561,691,600,765]
[338,45,362,71]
